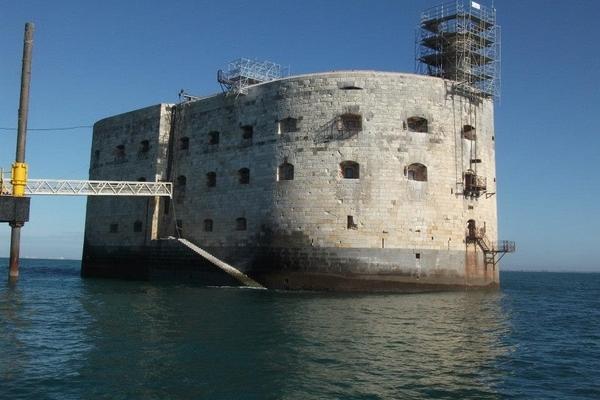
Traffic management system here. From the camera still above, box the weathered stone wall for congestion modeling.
[84,71,499,289]
[84,104,172,247]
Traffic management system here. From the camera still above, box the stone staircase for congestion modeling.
[175,237,264,289]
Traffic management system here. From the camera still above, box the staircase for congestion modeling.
[467,228,515,268]
[176,238,265,289]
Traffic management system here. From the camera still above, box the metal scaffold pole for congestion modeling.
[9,22,34,281]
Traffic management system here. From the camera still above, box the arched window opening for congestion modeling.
[337,113,362,132]
[206,172,216,187]
[204,219,213,232]
[133,221,143,233]
[340,161,360,179]
[279,117,298,134]
[407,117,428,133]
[238,168,250,184]
[208,131,220,145]
[462,125,476,140]
[467,219,477,241]
[242,125,253,138]
[278,163,294,181]
[406,163,427,182]
[179,136,190,150]
[236,217,247,231]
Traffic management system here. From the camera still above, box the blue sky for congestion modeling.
[1,0,599,270]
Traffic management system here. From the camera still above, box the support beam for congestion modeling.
[9,22,34,281]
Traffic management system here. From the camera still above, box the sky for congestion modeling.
[1,0,599,271]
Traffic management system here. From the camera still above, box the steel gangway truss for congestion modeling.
[1,178,172,197]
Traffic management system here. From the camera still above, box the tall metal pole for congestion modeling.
[9,22,34,280]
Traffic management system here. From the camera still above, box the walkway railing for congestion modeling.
[1,178,172,197]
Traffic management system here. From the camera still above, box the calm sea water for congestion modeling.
[1,259,599,400]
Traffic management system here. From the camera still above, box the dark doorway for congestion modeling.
[467,219,476,239]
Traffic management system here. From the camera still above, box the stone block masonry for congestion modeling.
[83,71,500,291]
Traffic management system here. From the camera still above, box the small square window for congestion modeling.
[179,137,190,150]
[139,140,150,153]
[208,131,220,145]
[236,217,247,231]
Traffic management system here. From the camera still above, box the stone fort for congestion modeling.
[82,2,514,291]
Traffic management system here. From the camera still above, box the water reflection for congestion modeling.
[74,284,510,399]
[2,260,513,399]
[271,291,511,399]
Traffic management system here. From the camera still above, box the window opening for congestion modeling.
[206,172,216,187]
[462,125,476,140]
[340,85,362,90]
[179,137,190,150]
[278,163,294,181]
[115,144,125,159]
[208,131,220,145]
[109,223,119,233]
[241,125,253,144]
[407,117,428,133]
[133,221,143,232]
[236,217,247,231]
[238,168,250,184]
[347,215,357,230]
[337,113,362,132]
[204,219,213,232]
[406,163,427,182]
[139,140,150,153]
[278,117,298,134]
[340,161,360,179]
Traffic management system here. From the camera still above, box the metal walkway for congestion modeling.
[1,179,172,197]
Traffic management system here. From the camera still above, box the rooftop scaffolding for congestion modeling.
[217,58,288,96]
[416,1,500,100]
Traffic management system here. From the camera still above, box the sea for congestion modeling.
[0,259,599,400]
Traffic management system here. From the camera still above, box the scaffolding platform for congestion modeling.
[217,58,288,95]
[416,1,500,100]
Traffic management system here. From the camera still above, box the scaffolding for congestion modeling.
[416,1,500,100]
[217,58,288,96]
